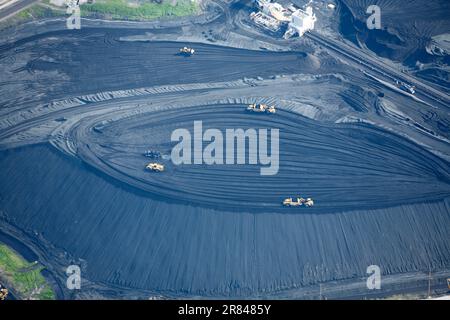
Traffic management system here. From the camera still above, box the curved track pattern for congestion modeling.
[61,103,450,211]
[0,24,449,297]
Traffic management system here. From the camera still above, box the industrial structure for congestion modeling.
[249,11,281,33]
[251,0,317,38]
[284,6,317,38]
[260,0,291,22]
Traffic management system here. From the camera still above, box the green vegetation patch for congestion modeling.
[0,0,200,30]
[81,0,200,21]
[16,4,62,20]
[0,244,55,300]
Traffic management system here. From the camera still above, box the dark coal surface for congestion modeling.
[0,28,315,110]
[77,103,450,211]
[338,0,450,86]
[0,144,449,296]
[0,21,449,298]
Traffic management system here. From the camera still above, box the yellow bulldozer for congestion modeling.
[283,197,314,207]
[247,104,276,114]
[0,286,8,300]
[179,47,195,55]
[146,162,164,172]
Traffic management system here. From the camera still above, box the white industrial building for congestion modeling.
[250,11,281,32]
[251,0,317,38]
[284,6,316,38]
[260,1,292,22]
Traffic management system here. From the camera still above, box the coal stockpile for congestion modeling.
[0,18,449,298]
[68,103,450,211]
[0,144,449,297]
[0,29,317,110]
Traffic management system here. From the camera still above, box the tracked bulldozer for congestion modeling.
[283,197,314,207]
[146,162,165,172]
[180,47,195,55]
[247,104,276,114]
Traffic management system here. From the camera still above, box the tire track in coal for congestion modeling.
[65,102,450,212]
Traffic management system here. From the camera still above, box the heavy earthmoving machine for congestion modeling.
[179,47,195,55]
[283,197,314,207]
[144,150,162,159]
[395,80,415,94]
[146,162,165,172]
[247,103,276,114]
[0,285,8,300]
